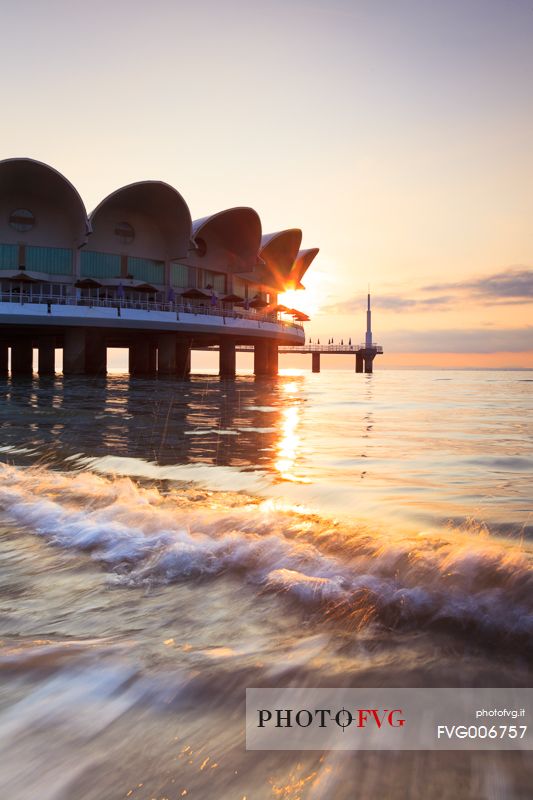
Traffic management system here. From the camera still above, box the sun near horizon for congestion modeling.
[1,0,532,367]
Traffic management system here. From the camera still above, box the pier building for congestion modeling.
[0,158,318,378]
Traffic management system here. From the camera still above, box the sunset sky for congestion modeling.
[1,0,532,367]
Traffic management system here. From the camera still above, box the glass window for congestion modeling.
[202,270,226,293]
[9,209,35,232]
[213,273,226,293]
[233,277,247,298]
[171,262,191,288]
[127,257,164,284]
[26,246,72,274]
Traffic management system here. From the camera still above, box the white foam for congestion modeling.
[0,463,531,645]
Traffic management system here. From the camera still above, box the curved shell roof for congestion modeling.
[259,229,302,289]
[0,157,89,244]
[192,207,262,271]
[287,247,319,288]
[90,181,192,259]
[0,159,318,291]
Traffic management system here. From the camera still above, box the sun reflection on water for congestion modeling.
[274,382,310,483]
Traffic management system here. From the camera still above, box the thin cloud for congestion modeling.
[384,327,533,354]
[324,267,533,314]
[325,295,453,313]
[423,267,533,303]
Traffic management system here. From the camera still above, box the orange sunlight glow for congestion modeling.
[277,284,322,319]
[274,383,310,483]
[278,270,324,317]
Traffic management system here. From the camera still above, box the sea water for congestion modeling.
[0,370,531,798]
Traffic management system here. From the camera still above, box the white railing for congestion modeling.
[0,292,303,332]
[280,343,383,353]
[289,344,360,352]
[231,343,383,353]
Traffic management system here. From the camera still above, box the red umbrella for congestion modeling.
[9,272,40,297]
[248,296,269,309]
[220,293,244,303]
[289,308,310,321]
[181,288,209,299]
[134,283,158,293]
[75,278,102,289]
[9,272,40,283]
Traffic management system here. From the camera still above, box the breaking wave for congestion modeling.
[0,463,531,652]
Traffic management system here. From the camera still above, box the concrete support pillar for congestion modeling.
[148,341,157,374]
[0,341,8,376]
[254,340,269,376]
[63,329,86,375]
[38,337,56,376]
[175,340,191,379]
[364,352,374,374]
[129,340,145,376]
[11,339,33,375]
[130,338,151,376]
[219,338,236,377]
[356,352,364,373]
[157,333,176,376]
[312,352,321,373]
[129,339,158,376]
[267,341,278,376]
[85,331,107,375]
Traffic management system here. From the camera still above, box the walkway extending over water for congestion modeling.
[0,294,304,378]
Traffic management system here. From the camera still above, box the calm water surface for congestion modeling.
[0,370,532,799]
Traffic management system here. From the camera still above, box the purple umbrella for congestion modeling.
[167,286,175,302]
[117,283,125,299]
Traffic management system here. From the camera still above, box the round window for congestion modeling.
[115,222,135,244]
[9,209,35,232]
